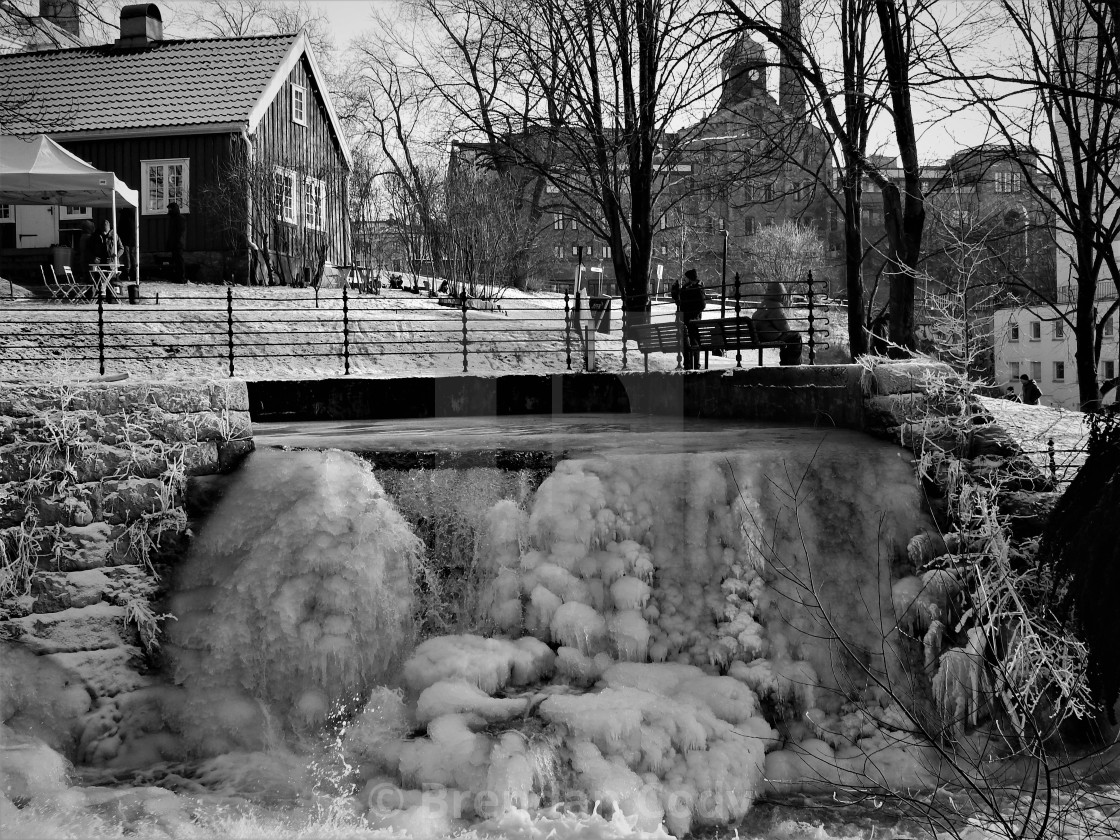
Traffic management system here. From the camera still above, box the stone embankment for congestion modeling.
[860,360,1060,537]
[0,380,252,770]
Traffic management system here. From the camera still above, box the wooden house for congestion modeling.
[0,3,352,285]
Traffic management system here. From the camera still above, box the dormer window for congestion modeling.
[292,84,307,126]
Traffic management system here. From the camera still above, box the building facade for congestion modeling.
[992,281,1118,409]
[0,3,351,285]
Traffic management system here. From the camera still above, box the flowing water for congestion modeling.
[3,416,1115,839]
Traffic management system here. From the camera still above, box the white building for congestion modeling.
[993,281,1118,409]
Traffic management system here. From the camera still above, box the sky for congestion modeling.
[155,0,1000,164]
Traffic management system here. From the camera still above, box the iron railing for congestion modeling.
[0,273,831,379]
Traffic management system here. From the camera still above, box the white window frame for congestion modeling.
[1029,321,1041,340]
[1009,322,1019,341]
[995,171,1022,193]
[1053,320,1065,339]
[303,176,324,230]
[0,205,11,223]
[554,214,564,231]
[553,245,563,259]
[292,83,307,126]
[141,158,190,215]
[602,244,612,258]
[1053,361,1065,382]
[1103,360,1116,380]
[274,167,298,224]
[60,206,92,219]
[1030,361,1042,381]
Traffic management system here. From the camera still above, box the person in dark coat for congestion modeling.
[1020,373,1042,405]
[77,219,97,283]
[167,201,186,283]
[671,268,706,370]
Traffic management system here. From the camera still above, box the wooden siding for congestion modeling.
[252,53,349,272]
[60,133,236,261]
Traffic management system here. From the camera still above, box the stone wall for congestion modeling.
[0,379,252,763]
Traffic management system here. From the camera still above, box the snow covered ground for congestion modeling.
[0,282,825,381]
[978,395,1091,485]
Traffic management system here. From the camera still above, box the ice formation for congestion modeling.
[163,448,421,737]
[356,446,928,836]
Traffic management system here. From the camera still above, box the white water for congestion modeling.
[3,421,1114,839]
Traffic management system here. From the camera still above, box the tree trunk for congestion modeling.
[843,181,868,358]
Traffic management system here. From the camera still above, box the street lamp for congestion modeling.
[719,220,728,318]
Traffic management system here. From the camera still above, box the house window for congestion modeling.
[571,246,580,257]
[1053,361,1065,382]
[660,215,667,231]
[303,177,324,230]
[0,205,11,222]
[1053,320,1065,339]
[1009,322,1019,341]
[1009,361,1020,379]
[554,214,564,230]
[292,84,307,126]
[995,171,1022,193]
[570,218,578,230]
[545,183,560,194]
[1029,321,1041,340]
[745,217,756,236]
[274,168,298,224]
[1104,317,1115,337]
[602,244,612,258]
[141,158,189,215]
[60,206,91,219]
[1030,361,1042,380]
[553,246,563,259]
[763,184,774,202]
[1103,360,1116,380]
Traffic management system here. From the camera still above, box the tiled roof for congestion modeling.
[0,34,297,135]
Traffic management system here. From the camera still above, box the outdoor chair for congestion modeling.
[40,264,69,300]
[62,266,93,301]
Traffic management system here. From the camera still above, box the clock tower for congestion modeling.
[719,34,769,108]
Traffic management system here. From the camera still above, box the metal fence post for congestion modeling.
[342,284,351,375]
[461,289,469,373]
[226,286,235,377]
[1048,437,1056,483]
[734,272,742,369]
[96,288,105,376]
[806,269,816,365]
[564,291,572,371]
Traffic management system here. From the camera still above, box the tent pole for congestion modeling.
[111,188,118,274]
[134,204,140,287]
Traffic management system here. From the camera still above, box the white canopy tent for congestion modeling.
[0,134,140,284]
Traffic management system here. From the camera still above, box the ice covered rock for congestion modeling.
[403,634,552,696]
[415,680,530,726]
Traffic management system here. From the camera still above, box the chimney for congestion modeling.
[779,0,806,117]
[114,3,163,48]
[39,0,79,37]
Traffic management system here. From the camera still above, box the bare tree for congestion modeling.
[930,0,1120,410]
[378,0,730,330]
[722,0,946,352]
[745,219,825,290]
[169,0,332,54]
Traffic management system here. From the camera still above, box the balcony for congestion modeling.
[1057,280,1117,304]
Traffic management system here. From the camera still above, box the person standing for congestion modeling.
[1020,373,1042,405]
[167,201,186,283]
[671,268,706,370]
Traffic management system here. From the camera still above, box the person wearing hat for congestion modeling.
[670,268,706,370]
[1019,373,1042,405]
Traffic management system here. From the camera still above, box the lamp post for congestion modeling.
[720,221,728,318]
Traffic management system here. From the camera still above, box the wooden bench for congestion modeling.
[629,316,782,371]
